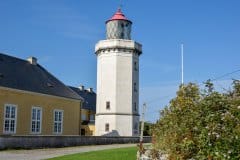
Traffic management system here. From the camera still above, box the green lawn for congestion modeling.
[47,147,138,160]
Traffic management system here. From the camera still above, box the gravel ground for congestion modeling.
[0,143,137,160]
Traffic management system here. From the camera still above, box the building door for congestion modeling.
[81,129,85,136]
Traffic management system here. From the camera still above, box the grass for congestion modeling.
[47,147,138,160]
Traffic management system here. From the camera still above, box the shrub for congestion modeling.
[153,81,240,159]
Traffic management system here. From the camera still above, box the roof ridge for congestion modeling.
[38,66,84,100]
[0,52,32,63]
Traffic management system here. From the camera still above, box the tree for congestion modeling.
[140,121,153,136]
[153,81,240,159]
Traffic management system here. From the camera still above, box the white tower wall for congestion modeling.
[95,40,141,136]
[95,9,142,137]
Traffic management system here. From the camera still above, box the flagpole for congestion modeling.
[181,43,184,85]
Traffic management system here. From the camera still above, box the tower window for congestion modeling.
[134,83,137,92]
[120,32,124,39]
[105,123,109,132]
[134,61,138,71]
[134,102,137,111]
[106,101,110,110]
[134,123,138,130]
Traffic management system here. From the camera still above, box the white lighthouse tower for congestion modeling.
[95,8,142,136]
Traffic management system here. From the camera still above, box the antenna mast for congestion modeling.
[119,0,123,10]
[181,43,184,85]
[139,103,147,156]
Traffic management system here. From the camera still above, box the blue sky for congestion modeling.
[1,0,240,122]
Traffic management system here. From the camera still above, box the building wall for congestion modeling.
[96,115,138,136]
[81,124,95,136]
[0,135,152,149]
[81,109,95,121]
[0,87,81,135]
[95,39,141,136]
[81,109,95,136]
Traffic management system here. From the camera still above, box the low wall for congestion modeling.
[0,136,151,150]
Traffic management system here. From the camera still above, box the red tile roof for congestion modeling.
[106,8,132,23]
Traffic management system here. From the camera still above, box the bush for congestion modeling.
[153,81,240,159]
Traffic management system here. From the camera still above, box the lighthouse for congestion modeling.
[95,9,142,136]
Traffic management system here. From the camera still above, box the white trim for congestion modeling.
[0,86,82,102]
[53,109,64,135]
[30,106,42,134]
[3,104,18,134]
[95,39,142,54]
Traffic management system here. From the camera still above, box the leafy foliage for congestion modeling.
[153,81,240,160]
[140,121,153,136]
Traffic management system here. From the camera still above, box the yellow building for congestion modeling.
[0,53,83,135]
[70,86,96,136]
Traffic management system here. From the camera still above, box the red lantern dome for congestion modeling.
[106,8,132,24]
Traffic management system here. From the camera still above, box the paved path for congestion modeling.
[0,143,137,160]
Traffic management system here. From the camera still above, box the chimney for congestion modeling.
[87,88,93,93]
[27,57,37,65]
[79,85,85,91]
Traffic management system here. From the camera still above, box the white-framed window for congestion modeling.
[90,114,95,122]
[81,113,87,121]
[53,109,63,134]
[3,104,17,134]
[31,107,42,134]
